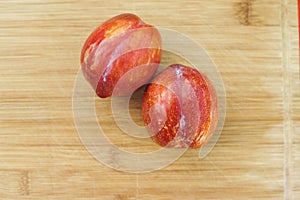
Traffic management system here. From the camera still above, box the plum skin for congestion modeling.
[81,13,162,98]
[142,64,218,149]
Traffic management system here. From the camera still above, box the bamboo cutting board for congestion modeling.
[0,0,299,199]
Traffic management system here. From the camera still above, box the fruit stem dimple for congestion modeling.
[175,67,183,78]
[179,114,186,129]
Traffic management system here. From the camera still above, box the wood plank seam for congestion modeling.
[281,0,292,199]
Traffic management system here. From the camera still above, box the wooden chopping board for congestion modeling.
[0,0,299,199]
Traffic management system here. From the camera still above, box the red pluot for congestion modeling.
[142,64,218,148]
[81,13,162,98]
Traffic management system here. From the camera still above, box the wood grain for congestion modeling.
[0,0,298,199]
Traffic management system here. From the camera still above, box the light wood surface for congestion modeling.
[0,0,299,199]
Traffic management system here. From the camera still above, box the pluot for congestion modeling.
[142,64,218,148]
[81,13,162,98]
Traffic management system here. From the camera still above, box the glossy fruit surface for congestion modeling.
[81,13,162,98]
[142,64,218,148]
